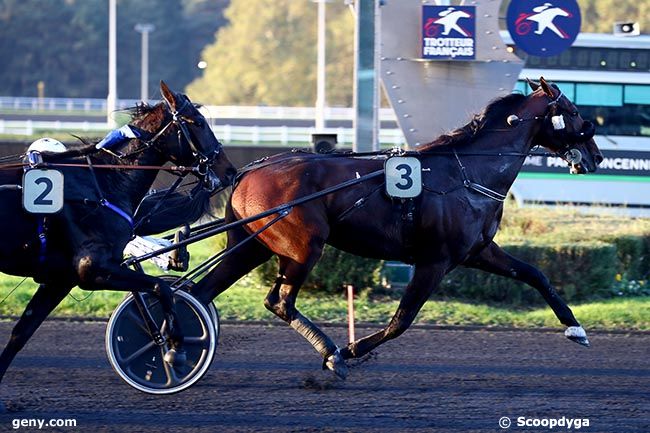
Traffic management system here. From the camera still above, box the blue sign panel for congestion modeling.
[507,0,581,57]
[422,5,475,60]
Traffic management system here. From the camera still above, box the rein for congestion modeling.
[0,161,203,173]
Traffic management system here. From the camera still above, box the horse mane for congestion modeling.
[124,102,168,131]
[39,102,169,163]
[417,92,527,151]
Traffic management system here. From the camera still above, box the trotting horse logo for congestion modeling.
[422,5,476,60]
[507,0,581,57]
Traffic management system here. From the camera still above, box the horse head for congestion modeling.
[156,81,236,190]
[525,77,603,174]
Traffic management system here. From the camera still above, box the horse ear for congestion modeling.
[160,80,177,111]
[526,78,540,92]
[539,76,554,98]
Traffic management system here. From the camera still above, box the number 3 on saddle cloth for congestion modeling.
[384,156,422,263]
[385,156,422,199]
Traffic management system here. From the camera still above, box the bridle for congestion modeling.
[504,88,595,166]
[169,97,222,165]
[447,88,596,202]
[102,95,224,191]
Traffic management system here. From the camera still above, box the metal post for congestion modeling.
[353,0,378,152]
[315,0,327,131]
[135,24,155,103]
[107,0,117,128]
[346,284,356,343]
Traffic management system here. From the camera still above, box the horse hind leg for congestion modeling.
[0,284,73,385]
[264,255,348,380]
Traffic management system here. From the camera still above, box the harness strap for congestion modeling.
[100,199,134,227]
[336,183,384,223]
[400,198,417,263]
[86,156,134,229]
[453,149,507,202]
[37,217,47,264]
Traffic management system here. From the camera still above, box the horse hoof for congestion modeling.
[325,349,349,380]
[163,349,187,367]
[565,326,590,347]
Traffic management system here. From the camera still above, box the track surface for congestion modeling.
[0,320,648,432]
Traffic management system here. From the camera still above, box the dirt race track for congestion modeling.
[0,320,648,433]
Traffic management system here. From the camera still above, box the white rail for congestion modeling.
[0,120,406,146]
[0,96,141,113]
[0,96,399,121]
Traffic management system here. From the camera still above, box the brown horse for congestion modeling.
[192,77,603,378]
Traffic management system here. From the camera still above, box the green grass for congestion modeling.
[1,208,649,330]
[1,258,648,330]
[495,206,650,245]
[213,280,650,330]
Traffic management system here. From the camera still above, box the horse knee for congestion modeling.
[76,255,103,287]
[263,296,295,322]
[263,275,296,322]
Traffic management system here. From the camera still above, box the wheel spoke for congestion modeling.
[162,357,182,387]
[183,335,209,348]
[119,340,157,366]
[124,308,154,335]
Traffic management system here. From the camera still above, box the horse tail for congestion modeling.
[133,185,216,236]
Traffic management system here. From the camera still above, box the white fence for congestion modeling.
[0,96,405,145]
[0,120,108,135]
[0,96,141,113]
[0,119,406,147]
[214,125,406,146]
[0,96,399,122]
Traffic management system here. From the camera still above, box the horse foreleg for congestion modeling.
[0,284,72,384]
[464,241,588,346]
[340,262,446,361]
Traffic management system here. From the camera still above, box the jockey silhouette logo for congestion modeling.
[424,7,473,38]
[507,0,581,57]
[516,3,571,38]
[422,5,476,60]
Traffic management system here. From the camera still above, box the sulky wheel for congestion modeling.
[105,290,218,394]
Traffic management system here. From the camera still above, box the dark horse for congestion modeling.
[192,78,603,378]
[0,82,236,385]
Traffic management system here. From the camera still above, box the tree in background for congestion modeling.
[187,0,354,107]
[184,0,230,87]
[0,0,646,100]
[0,0,227,98]
[578,0,648,33]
